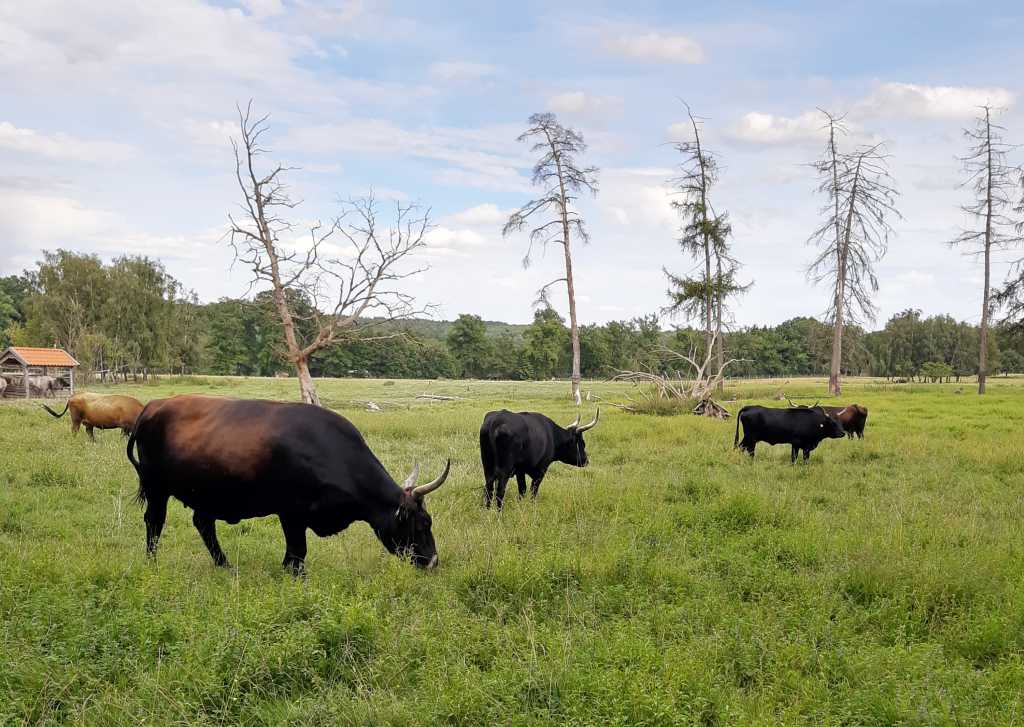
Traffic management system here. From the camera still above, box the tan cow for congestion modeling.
[42,392,145,441]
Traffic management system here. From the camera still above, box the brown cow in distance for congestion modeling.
[42,392,145,441]
[823,404,868,439]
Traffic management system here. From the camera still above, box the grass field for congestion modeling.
[2,375,1023,725]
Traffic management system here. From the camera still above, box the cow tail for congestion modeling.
[42,402,69,419]
[126,425,146,504]
[733,408,744,448]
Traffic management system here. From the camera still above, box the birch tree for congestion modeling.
[950,105,1023,394]
[807,111,900,396]
[503,112,598,405]
[229,102,431,406]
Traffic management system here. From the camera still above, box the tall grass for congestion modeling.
[1,377,1023,724]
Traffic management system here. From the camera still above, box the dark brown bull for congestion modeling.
[42,392,145,441]
[126,395,450,573]
[823,404,868,439]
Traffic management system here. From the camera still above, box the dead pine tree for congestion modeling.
[503,112,599,406]
[663,103,748,389]
[228,101,432,406]
[807,111,900,396]
[949,105,1023,394]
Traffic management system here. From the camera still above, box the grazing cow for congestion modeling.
[824,404,868,439]
[126,395,450,573]
[734,405,845,462]
[43,392,144,440]
[479,408,599,509]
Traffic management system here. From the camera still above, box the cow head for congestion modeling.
[558,408,600,467]
[389,459,451,569]
[815,407,846,439]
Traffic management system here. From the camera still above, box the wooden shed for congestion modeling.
[0,347,79,399]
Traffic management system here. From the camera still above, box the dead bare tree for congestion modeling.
[663,103,748,386]
[228,102,431,406]
[807,114,900,397]
[612,332,743,418]
[503,112,599,406]
[950,105,1023,394]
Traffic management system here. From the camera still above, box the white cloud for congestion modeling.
[429,61,497,82]
[180,118,238,147]
[604,31,704,64]
[857,82,1015,120]
[283,119,530,192]
[241,0,285,19]
[722,111,827,146]
[547,91,623,117]
[0,121,135,162]
[444,203,510,227]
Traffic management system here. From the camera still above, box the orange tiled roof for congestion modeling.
[1,347,79,367]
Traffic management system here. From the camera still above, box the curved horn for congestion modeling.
[576,407,600,433]
[401,462,420,490]
[412,459,451,497]
[787,398,801,408]
[837,406,849,416]
[811,400,820,409]
[565,413,581,430]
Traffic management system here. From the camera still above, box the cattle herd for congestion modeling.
[35,391,867,574]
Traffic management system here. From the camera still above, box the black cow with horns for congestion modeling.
[479,408,600,509]
[126,395,450,573]
[734,403,845,462]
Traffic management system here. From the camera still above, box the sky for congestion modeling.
[2,0,1023,329]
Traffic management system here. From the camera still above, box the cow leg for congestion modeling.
[802,448,811,462]
[494,474,511,511]
[483,477,494,508]
[144,495,168,557]
[516,472,527,499]
[790,445,798,464]
[193,512,230,567]
[529,469,547,499]
[86,425,96,442]
[740,439,755,457]
[279,516,308,575]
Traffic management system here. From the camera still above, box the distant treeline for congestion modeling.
[2,250,1022,382]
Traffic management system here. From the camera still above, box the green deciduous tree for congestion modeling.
[446,314,492,378]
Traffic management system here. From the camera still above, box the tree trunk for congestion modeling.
[553,146,582,405]
[828,117,845,397]
[979,109,993,395]
[830,156,861,396]
[296,356,320,407]
[714,254,724,392]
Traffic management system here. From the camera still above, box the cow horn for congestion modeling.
[837,406,849,416]
[576,407,600,433]
[787,398,800,408]
[566,413,581,430]
[401,462,420,490]
[811,400,820,408]
[413,459,451,497]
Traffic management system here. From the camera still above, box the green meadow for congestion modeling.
[1,376,1023,725]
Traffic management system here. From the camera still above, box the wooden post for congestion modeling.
[23,363,29,400]
[70,367,75,395]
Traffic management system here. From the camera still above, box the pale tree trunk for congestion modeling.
[828,119,845,397]
[271,285,320,406]
[555,148,582,405]
[714,254,724,392]
[830,156,861,397]
[979,110,993,395]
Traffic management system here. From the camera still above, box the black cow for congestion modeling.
[126,395,450,573]
[734,405,845,462]
[479,408,599,509]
